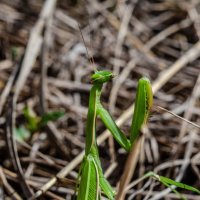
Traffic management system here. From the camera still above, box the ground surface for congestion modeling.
[0,0,200,199]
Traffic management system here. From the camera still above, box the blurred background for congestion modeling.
[0,0,200,199]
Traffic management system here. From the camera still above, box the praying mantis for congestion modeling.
[74,23,200,200]
[75,70,153,199]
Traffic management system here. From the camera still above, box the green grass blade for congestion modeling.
[159,178,187,200]
[159,176,200,194]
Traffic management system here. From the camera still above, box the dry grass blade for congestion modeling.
[179,73,200,138]
[0,167,23,200]
[5,93,33,198]
[157,106,200,129]
[116,137,143,200]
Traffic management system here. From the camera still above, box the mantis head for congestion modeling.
[91,70,114,84]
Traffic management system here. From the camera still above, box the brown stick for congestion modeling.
[116,137,143,200]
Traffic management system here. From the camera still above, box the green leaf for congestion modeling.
[14,126,31,142]
[23,106,39,132]
[39,111,64,127]
[23,106,64,132]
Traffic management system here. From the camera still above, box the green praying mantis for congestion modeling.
[75,70,153,200]
[74,27,200,200]
[74,70,200,199]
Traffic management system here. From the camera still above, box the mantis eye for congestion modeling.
[91,70,114,84]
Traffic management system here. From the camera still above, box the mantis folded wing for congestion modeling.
[76,71,153,199]
[77,154,99,200]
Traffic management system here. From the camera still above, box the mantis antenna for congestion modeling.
[78,23,97,71]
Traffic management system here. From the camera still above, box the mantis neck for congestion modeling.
[85,83,103,155]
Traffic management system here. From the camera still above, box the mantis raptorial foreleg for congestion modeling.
[76,71,153,200]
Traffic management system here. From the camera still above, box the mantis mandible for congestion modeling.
[75,70,153,199]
